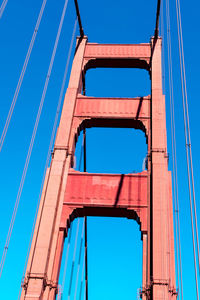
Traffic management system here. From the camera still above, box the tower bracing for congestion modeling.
[21,36,177,300]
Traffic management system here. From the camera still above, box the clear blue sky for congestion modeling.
[0,0,199,299]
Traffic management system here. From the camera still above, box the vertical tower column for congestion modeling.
[151,38,176,299]
[20,37,87,300]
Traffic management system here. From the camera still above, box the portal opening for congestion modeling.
[84,68,150,98]
[58,216,142,300]
[74,127,147,174]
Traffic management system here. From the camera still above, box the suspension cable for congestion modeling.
[18,18,78,299]
[84,215,88,300]
[0,0,48,152]
[68,219,80,300]
[78,130,85,171]
[0,0,69,278]
[163,1,173,290]
[154,0,161,38]
[79,255,85,300]
[73,0,84,37]
[74,218,85,300]
[83,128,88,300]
[57,223,74,300]
[175,0,199,298]
[165,0,183,298]
[0,0,8,18]
[175,0,200,273]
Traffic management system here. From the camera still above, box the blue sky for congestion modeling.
[0,0,199,299]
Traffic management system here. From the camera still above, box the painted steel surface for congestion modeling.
[20,37,177,300]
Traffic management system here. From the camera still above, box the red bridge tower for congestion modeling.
[20,36,177,299]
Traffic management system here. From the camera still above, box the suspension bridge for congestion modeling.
[0,0,199,299]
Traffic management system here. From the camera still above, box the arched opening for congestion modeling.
[58,216,142,300]
[87,217,142,300]
[74,127,147,174]
[83,67,150,98]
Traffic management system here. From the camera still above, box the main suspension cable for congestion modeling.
[165,0,183,298]
[175,0,199,298]
[0,0,69,278]
[0,0,8,18]
[0,0,48,152]
[73,0,84,37]
[154,0,161,38]
[18,18,78,299]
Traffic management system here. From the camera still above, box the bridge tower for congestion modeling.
[20,35,177,299]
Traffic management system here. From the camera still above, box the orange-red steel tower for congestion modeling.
[20,36,177,299]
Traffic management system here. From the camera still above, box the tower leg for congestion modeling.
[151,38,177,299]
[20,36,87,300]
[21,151,71,299]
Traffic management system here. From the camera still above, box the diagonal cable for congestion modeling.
[0,0,48,151]
[18,18,78,299]
[0,0,69,278]
[0,0,8,18]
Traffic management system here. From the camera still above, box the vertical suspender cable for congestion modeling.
[0,0,69,278]
[83,128,88,300]
[83,129,87,173]
[175,0,199,298]
[79,256,85,300]
[78,126,88,300]
[68,219,80,300]
[0,0,8,18]
[166,0,181,295]
[78,88,87,171]
[84,222,88,300]
[78,127,86,171]
[74,218,85,300]
[58,223,74,300]
[0,0,48,151]
[165,0,183,298]
[78,138,83,171]
[175,0,200,273]
[79,127,88,300]
[161,5,173,296]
